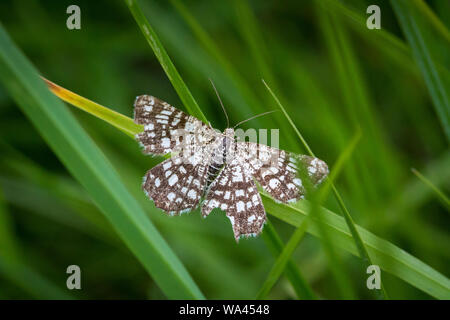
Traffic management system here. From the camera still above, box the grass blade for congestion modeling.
[263,79,387,299]
[320,0,415,74]
[262,196,450,299]
[257,131,362,299]
[125,0,207,123]
[261,222,317,300]
[257,219,310,299]
[262,80,314,156]
[411,168,450,211]
[232,0,277,89]
[391,0,450,142]
[412,0,450,43]
[42,77,143,138]
[0,24,204,300]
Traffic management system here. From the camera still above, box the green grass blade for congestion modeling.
[395,152,450,218]
[318,130,362,200]
[262,196,450,299]
[125,0,207,123]
[391,0,450,142]
[257,219,309,300]
[321,0,414,72]
[262,80,314,156]
[321,0,450,82]
[263,80,387,299]
[232,0,277,89]
[0,24,204,300]
[257,130,362,300]
[319,3,400,198]
[411,168,450,211]
[42,77,143,138]
[412,0,450,43]
[261,222,317,300]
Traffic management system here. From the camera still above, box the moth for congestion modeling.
[134,94,328,241]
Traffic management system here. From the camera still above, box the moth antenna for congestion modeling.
[209,78,229,128]
[233,110,277,129]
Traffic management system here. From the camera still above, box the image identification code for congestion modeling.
[179,304,270,317]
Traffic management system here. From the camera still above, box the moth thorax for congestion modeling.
[222,128,236,163]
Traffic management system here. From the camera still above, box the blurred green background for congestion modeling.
[0,0,448,299]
